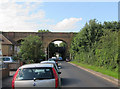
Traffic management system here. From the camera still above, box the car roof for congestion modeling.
[3,56,11,57]
[1,56,12,58]
[41,61,56,64]
[19,63,54,69]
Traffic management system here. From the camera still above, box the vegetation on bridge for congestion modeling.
[38,29,50,32]
[70,19,120,72]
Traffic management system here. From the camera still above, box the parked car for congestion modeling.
[40,61,61,73]
[66,58,70,62]
[12,63,61,88]
[0,57,9,68]
[52,57,57,59]
[48,58,59,66]
[58,57,63,61]
[1,56,14,63]
[0,57,3,68]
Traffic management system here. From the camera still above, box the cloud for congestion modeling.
[0,2,45,32]
[0,1,82,32]
[50,18,82,32]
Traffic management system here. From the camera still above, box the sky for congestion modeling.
[0,0,119,32]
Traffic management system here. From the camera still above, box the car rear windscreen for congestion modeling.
[3,58,10,61]
[16,68,54,80]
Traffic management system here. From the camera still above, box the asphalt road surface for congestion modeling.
[60,61,118,87]
[2,71,15,88]
[2,61,118,88]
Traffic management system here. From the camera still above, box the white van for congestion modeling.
[1,56,14,63]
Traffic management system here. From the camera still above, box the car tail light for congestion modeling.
[12,69,19,89]
[52,68,58,88]
[56,60,58,63]
[56,61,58,65]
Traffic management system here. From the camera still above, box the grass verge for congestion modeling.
[70,61,118,79]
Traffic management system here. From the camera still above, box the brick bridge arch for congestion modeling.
[46,39,68,59]
[46,38,68,48]
[2,32,75,58]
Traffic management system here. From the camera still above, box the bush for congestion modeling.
[70,19,119,71]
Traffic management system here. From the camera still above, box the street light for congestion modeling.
[48,45,49,59]
[45,48,47,60]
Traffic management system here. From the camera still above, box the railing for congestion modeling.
[0,60,21,78]
[0,63,9,79]
[8,62,20,70]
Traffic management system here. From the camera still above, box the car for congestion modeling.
[1,56,14,63]
[12,63,61,88]
[52,57,57,59]
[40,61,61,73]
[0,58,3,68]
[66,58,70,62]
[58,57,63,61]
[48,58,59,66]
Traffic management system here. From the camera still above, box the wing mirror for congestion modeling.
[58,66,61,69]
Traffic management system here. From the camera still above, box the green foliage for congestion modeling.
[59,42,67,47]
[38,29,50,32]
[12,56,19,60]
[48,43,56,58]
[18,35,45,63]
[55,44,59,47]
[70,19,119,71]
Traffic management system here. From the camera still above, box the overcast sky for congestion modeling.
[0,0,119,32]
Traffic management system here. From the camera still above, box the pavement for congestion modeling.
[2,71,16,88]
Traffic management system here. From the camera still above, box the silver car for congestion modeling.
[0,57,3,68]
[12,63,61,88]
[40,61,61,86]
[40,61,61,73]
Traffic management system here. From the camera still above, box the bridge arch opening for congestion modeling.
[46,39,68,60]
[17,39,24,45]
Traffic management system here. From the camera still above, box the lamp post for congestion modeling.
[45,48,47,60]
[48,45,49,59]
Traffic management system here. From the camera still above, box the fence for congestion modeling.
[1,60,21,78]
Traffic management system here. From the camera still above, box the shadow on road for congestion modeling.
[61,77,81,86]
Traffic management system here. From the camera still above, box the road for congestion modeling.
[60,61,117,87]
[2,61,118,88]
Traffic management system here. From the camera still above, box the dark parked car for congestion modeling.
[66,58,70,62]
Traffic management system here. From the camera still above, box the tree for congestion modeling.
[69,19,119,71]
[38,29,50,32]
[55,44,59,47]
[19,35,45,63]
[59,42,67,47]
[48,42,56,58]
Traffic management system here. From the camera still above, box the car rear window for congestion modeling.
[3,58,10,61]
[16,67,54,80]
